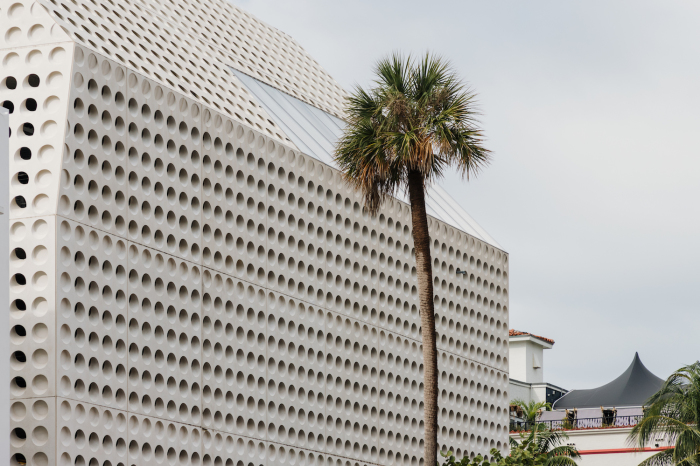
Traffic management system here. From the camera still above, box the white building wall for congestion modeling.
[508,339,545,384]
[512,427,671,466]
[508,381,531,404]
[1,2,511,466]
[562,428,669,466]
[508,341,528,383]
[530,385,549,404]
[508,381,551,406]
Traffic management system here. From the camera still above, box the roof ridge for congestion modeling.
[509,329,554,345]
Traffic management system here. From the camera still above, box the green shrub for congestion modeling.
[440,425,579,466]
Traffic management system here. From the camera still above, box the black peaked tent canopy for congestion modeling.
[552,353,664,409]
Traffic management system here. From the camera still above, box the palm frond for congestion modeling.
[511,399,552,424]
[538,431,576,456]
[548,445,580,459]
[627,362,700,466]
[629,362,700,445]
[333,52,490,214]
[637,448,677,466]
[509,436,520,449]
[544,456,579,466]
[375,52,411,95]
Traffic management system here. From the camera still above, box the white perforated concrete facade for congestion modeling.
[1,0,510,465]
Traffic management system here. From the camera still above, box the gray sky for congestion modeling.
[236,0,700,390]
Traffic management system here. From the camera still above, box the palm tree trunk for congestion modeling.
[407,169,439,466]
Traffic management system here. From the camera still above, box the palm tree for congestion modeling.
[512,399,552,425]
[628,362,700,466]
[510,423,580,466]
[334,53,490,464]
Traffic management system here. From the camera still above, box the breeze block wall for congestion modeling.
[1,0,511,465]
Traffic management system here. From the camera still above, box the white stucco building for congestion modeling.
[1,0,511,465]
[560,427,670,466]
[508,330,566,408]
[509,346,671,466]
[547,353,670,466]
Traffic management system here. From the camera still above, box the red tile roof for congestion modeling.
[509,329,555,345]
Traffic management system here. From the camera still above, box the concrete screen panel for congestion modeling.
[1,1,510,464]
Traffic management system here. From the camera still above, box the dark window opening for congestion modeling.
[546,388,565,405]
[12,452,27,466]
[12,273,26,285]
[14,196,27,208]
[4,76,17,90]
[27,74,40,87]
[602,408,617,427]
[12,351,26,363]
[1,100,14,113]
[12,376,26,389]
[21,123,34,136]
[17,172,29,184]
[25,98,37,111]
[13,299,27,311]
[19,147,31,160]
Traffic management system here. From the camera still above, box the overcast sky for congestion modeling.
[236,0,700,390]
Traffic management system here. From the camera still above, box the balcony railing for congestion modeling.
[510,415,644,433]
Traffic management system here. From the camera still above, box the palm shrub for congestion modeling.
[440,424,579,466]
[334,53,490,463]
[628,362,700,466]
[511,399,552,424]
[510,425,580,466]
